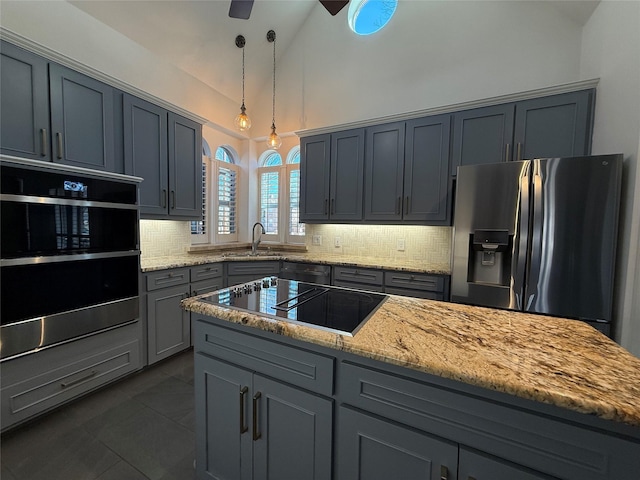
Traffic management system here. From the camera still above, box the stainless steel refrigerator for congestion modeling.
[451,154,622,336]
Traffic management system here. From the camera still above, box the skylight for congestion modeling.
[348,0,398,36]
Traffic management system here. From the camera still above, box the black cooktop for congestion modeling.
[199,277,387,336]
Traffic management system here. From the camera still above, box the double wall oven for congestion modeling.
[1,158,141,360]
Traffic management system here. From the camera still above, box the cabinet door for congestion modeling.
[459,448,557,480]
[337,407,458,480]
[300,134,331,221]
[364,122,405,221]
[147,284,190,364]
[253,375,332,480]
[0,41,50,161]
[514,90,593,161]
[330,129,365,221]
[195,354,253,480]
[404,115,451,223]
[49,64,115,171]
[123,94,168,216]
[168,112,202,219]
[451,104,515,175]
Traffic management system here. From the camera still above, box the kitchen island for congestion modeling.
[183,286,640,479]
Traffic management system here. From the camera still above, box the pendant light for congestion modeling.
[234,35,251,132]
[266,30,282,150]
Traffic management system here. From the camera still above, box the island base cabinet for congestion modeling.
[195,352,333,480]
[337,406,458,480]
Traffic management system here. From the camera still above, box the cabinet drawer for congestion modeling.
[339,361,627,480]
[1,326,141,430]
[190,263,223,282]
[384,271,444,292]
[332,266,383,286]
[332,280,384,293]
[226,261,280,277]
[384,287,443,301]
[145,267,189,291]
[195,320,334,396]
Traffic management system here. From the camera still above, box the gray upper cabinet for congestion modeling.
[365,117,451,224]
[451,104,515,175]
[124,95,202,220]
[0,41,50,161]
[300,129,365,222]
[514,90,594,161]
[168,112,202,219]
[451,90,594,175]
[49,64,115,171]
[364,121,406,221]
[124,94,168,215]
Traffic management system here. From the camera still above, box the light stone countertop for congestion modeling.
[140,251,451,275]
[183,291,640,428]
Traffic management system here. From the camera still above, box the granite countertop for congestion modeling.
[183,292,640,428]
[140,251,451,275]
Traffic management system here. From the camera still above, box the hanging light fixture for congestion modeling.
[266,29,282,150]
[234,35,251,131]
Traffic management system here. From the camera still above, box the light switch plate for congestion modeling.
[397,238,405,251]
[334,236,341,248]
[312,235,322,246]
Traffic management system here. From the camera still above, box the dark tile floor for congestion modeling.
[1,350,196,480]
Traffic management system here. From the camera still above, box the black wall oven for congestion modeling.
[1,158,141,360]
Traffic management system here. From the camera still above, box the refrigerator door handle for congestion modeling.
[526,171,544,311]
[513,170,530,310]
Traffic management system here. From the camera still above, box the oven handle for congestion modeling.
[0,193,139,210]
[1,250,140,267]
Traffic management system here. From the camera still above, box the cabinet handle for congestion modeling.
[239,386,249,434]
[192,290,198,296]
[171,190,176,209]
[56,132,63,159]
[252,391,262,440]
[505,143,511,162]
[396,196,401,214]
[405,195,409,214]
[516,142,523,161]
[324,198,328,215]
[40,129,47,157]
[60,370,97,388]
[162,189,167,208]
[440,465,449,480]
[331,198,335,215]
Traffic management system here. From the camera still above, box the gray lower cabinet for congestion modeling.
[0,322,142,432]
[227,261,280,286]
[332,265,384,292]
[194,321,333,480]
[337,406,458,480]
[146,268,191,365]
[459,448,556,480]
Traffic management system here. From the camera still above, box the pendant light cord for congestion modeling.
[242,47,246,108]
[271,33,276,128]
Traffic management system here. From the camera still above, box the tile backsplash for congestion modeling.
[140,220,191,259]
[305,224,452,265]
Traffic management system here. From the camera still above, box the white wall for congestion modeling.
[251,1,585,133]
[579,0,640,355]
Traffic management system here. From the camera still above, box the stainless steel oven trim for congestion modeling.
[1,250,140,267]
[0,296,139,361]
[0,193,140,210]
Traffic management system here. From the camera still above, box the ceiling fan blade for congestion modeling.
[229,0,254,20]
[319,0,349,16]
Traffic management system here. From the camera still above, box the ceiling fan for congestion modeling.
[229,0,349,20]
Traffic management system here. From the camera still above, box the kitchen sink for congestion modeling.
[221,251,281,258]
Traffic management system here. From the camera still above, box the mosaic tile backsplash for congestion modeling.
[140,220,453,267]
[140,220,191,259]
[304,224,452,265]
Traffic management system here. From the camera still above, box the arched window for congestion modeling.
[192,143,240,244]
[257,147,304,244]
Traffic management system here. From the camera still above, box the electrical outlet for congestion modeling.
[397,238,405,251]
[312,235,322,246]
[334,236,341,248]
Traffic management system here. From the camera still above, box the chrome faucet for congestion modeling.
[252,222,265,255]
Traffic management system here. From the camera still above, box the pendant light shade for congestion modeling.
[234,35,251,132]
[266,30,281,150]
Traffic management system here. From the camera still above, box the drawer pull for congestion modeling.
[60,370,97,389]
[440,465,448,480]
[239,386,249,433]
[252,391,262,440]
